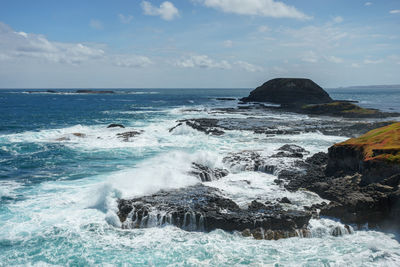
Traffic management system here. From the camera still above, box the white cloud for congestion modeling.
[282,25,348,49]
[199,0,311,20]
[351,63,361,68]
[235,61,263,72]
[258,25,269,32]
[141,1,179,21]
[364,59,383,64]
[118,14,133,24]
[389,10,400,14]
[365,2,372,6]
[89,19,103,30]
[300,50,318,63]
[0,23,104,64]
[223,40,233,47]
[175,55,231,69]
[113,55,152,68]
[0,22,151,69]
[325,55,343,63]
[333,16,343,23]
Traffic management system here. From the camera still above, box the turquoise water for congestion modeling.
[1,88,400,266]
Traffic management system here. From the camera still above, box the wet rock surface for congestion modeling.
[107,123,125,128]
[117,184,311,236]
[172,113,396,138]
[116,130,143,141]
[170,119,225,136]
[280,150,400,229]
[189,163,229,182]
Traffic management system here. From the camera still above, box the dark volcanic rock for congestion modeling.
[272,144,309,158]
[216,97,236,101]
[117,184,311,238]
[107,123,125,128]
[241,78,333,105]
[189,163,229,182]
[116,130,142,141]
[300,102,400,118]
[169,119,225,136]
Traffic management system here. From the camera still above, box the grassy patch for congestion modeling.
[337,122,400,163]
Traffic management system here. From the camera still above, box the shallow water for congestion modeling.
[1,88,400,266]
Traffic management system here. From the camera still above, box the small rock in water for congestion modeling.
[107,123,125,128]
[116,131,142,141]
[280,197,292,204]
[72,133,86,137]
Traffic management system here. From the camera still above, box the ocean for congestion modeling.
[1,88,400,266]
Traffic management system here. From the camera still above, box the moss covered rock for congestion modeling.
[326,122,400,183]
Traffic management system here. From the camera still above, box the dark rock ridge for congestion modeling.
[76,89,114,94]
[241,78,333,105]
[272,144,309,158]
[169,119,225,136]
[189,163,229,182]
[279,123,400,229]
[299,101,400,118]
[108,123,125,128]
[117,184,311,239]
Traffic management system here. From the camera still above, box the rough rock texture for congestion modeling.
[169,119,225,136]
[272,144,309,158]
[241,78,333,105]
[189,163,229,182]
[117,184,311,239]
[279,124,400,230]
[326,122,400,184]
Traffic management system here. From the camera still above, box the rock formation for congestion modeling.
[241,78,333,105]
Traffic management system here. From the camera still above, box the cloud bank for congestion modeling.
[199,0,311,20]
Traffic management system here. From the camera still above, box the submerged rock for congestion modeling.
[76,90,114,94]
[240,78,333,105]
[116,130,142,141]
[117,184,311,236]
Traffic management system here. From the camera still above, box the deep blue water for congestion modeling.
[1,88,400,266]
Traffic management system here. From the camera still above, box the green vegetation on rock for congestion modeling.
[336,122,400,163]
[302,102,380,117]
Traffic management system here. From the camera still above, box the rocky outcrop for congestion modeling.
[189,163,229,182]
[169,119,225,136]
[117,184,311,239]
[108,123,125,128]
[241,78,333,105]
[272,144,309,158]
[300,102,399,118]
[280,123,400,229]
[326,122,400,184]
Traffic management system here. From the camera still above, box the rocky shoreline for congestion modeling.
[116,78,400,240]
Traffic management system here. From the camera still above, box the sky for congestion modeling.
[0,0,399,88]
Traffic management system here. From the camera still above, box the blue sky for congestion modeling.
[0,0,399,88]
